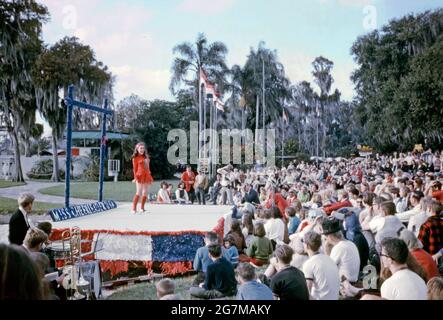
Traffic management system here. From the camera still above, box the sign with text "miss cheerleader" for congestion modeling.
[48,200,117,222]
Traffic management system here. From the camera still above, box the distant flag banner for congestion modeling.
[200,68,225,112]
[283,109,289,124]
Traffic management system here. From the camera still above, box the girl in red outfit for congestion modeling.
[131,142,154,213]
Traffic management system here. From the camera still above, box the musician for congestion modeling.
[181,165,196,204]
[131,142,154,214]
[9,193,35,245]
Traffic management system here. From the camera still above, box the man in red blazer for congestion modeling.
[181,165,196,204]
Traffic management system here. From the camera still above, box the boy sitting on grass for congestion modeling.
[190,245,237,299]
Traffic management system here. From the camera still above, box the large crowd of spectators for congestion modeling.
[183,150,443,300]
[2,150,443,300]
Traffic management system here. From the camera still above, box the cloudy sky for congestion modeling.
[38,0,442,114]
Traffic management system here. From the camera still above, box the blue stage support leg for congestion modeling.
[65,85,74,208]
[98,98,108,202]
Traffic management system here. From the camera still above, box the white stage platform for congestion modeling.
[51,203,231,232]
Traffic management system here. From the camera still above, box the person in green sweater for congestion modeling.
[243,222,274,267]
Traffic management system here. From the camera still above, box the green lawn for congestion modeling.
[0,197,62,216]
[39,179,179,202]
[106,275,196,300]
[0,181,26,188]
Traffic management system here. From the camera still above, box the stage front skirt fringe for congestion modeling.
[51,217,225,278]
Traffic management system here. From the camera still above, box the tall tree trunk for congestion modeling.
[51,131,60,182]
[9,128,25,182]
[23,138,31,157]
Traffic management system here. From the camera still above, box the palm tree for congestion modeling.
[169,33,229,104]
[33,37,112,182]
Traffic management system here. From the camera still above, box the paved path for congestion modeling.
[0,181,102,205]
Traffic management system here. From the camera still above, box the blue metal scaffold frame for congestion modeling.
[64,85,113,208]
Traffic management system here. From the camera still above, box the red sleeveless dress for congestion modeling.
[132,155,154,184]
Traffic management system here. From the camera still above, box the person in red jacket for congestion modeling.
[131,142,154,214]
[264,187,289,222]
[323,190,352,215]
[181,165,196,204]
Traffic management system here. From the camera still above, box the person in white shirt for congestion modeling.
[175,182,189,204]
[302,231,340,300]
[361,237,427,300]
[370,201,404,252]
[396,191,423,223]
[322,217,361,283]
[393,187,409,213]
[408,196,431,236]
[264,208,287,246]
[157,182,172,204]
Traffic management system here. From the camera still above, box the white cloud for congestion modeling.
[41,0,165,102]
[178,0,236,15]
[112,66,171,101]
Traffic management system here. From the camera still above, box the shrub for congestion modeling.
[27,159,65,180]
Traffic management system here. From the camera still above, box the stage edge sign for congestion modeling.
[48,200,117,222]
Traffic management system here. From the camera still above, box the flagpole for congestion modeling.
[198,68,202,165]
[209,99,213,178]
[262,58,266,165]
[203,90,207,162]
[282,109,285,166]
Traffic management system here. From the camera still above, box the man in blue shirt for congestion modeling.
[190,245,237,299]
[236,263,273,300]
[193,232,231,285]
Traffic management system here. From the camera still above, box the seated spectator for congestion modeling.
[289,234,309,269]
[334,208,369,271]
[175,182,189,204]
[0,244,45,300]
[156,278,180,300]
[193,232,231,285]
[396,191,423,223]
[22,228,48,254]
[37,222,56,270]
[286,207,301,235]
[362,238,427,300]
[302,231,340,300]
[9,193,35,246]
[243,222,273,267]
[408,196,432,236]
[399,229,440,281]
[370,201,405,251]
[427,180,443,204]
[394,187,409,213]
[157,181,172,203]
[242,183,260,205]
[264,187,289,222]
[427,277,443,300]
[235,263,273,300]
[241,213,255,248]
[223,235,239,267]
[323,190,352,215]
[190,245,237,299]
[269,245,310,300]
[226,219,246,253]
[264,208,289,248]
[322,217,361,283]
[418,200,443,255]
[286,189,298,205]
